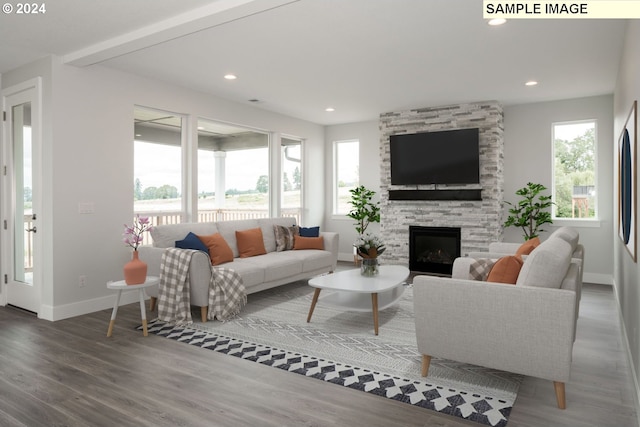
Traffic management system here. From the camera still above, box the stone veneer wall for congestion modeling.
[379,101,504,265]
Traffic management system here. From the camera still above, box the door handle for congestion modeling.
[26,226,37,233]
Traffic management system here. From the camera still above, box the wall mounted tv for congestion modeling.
[390,128,480,185]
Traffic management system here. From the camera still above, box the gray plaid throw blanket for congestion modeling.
[157,248,246,325]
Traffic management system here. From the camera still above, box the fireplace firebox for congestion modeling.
[409,226,461,275]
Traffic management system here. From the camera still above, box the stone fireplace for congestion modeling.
[409,226,461,275]
[379,101,505,266]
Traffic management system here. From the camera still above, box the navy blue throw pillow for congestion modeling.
[299,226,320,237]
[175,232,209,253]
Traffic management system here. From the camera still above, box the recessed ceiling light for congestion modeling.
[525,80,538,86]
[488,18,507,26]
[224,74,237,80]
[325,107,335,112]
[197,126,205,130]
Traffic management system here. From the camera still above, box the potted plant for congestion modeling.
[347,185,380,235]
[503,182,554,241]
[347,185,383,273]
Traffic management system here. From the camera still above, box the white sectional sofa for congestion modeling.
[139,217,339,322]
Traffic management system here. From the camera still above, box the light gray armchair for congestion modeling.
[413,236,580,409]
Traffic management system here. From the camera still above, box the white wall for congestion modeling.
[503,95,614,285]
[324,120,379,260]
[613,19,640,407]
[2,55,325,320]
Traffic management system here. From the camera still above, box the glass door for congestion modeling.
[2,80,41,314]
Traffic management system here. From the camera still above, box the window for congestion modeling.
[282,137,302,221]
[133,107,183,224]
[134,109,298,233]
[197,119,270,222]
[333,140,359,215]
[552,120,597,219]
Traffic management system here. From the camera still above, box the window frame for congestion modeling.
[551,119,599,223]
[332,139,359,217]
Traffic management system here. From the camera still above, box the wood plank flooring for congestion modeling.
[0,279,637,427]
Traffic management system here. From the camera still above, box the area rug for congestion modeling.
[145,281,522,427]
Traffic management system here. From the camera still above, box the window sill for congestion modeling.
[551,218,601,228]
[331,214,352,221]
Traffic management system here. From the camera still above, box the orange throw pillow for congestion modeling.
[486,255,524,284]
[236,228,267,258]
[293,235,324,250]
[515,237,540,257]
[197,233,234,266]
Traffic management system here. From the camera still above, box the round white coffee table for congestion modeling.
[306,265,410,335]
[106,276,159,337]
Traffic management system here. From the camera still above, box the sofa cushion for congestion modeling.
[175,232,209,253]
[548,226,579,251]
[258,217,297,252]
[294,235,324,250]
[274,225,298,251]
[240,252,303,282]
[516,237,572,288]
[288,249,333,273]
[486,256,523,284]
[197,233,234,266]
[515,237,540,257]
[236,228,267,258]
[299,226,320,237]
[151,222,218,248]
[221,259,265,288]
[216,219,260,257]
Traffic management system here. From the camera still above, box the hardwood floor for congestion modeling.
[0,280,637,427]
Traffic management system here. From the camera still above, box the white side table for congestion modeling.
[106,276,159,337]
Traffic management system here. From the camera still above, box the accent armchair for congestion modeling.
[413,236,580,409]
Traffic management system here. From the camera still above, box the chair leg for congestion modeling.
[149,296,157,312]
[421,355,432,377]
[201,306,208,323]
[554,381,566,409]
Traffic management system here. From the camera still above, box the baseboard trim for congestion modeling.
[612,279,640,427]
[583,272,613,285]
[46,292,144,321]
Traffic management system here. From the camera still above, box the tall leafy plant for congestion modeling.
[347,185,380,235]
[504,182,554,240]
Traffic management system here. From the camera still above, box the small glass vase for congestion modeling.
[360,257,379,277]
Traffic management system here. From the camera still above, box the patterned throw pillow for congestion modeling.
[468,258,497,281]
[274,225,298,251]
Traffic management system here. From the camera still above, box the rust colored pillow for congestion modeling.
[293,235,324,250]
[236,228,267,258]
[515,237,541,257]
[197,233,234,265]
[486,255,524,284]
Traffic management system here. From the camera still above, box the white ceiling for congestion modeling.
[0,0,627,125]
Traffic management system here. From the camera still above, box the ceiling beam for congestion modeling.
[63,0,299,67]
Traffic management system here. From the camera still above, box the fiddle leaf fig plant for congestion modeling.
[503,182,554,241]
[347,185,380,235]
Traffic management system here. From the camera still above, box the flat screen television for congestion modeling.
[390,128,480,185]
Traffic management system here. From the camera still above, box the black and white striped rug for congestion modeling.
[144,281,521,427]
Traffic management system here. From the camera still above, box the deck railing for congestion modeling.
[135,208,302,246]
[20,208,302,265]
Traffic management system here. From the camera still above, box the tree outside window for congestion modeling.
[553,121,597,219]
[333,140,359,215]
